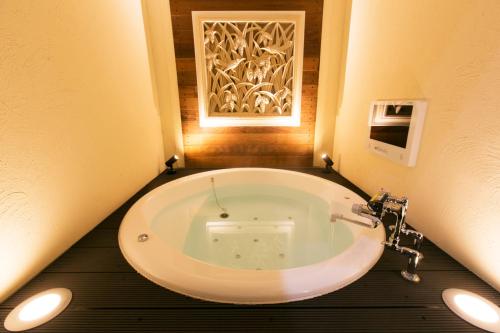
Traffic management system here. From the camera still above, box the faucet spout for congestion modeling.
[351,203,382,227]
[330,213,381,228]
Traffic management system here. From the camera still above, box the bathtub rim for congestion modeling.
[118,168,385,304]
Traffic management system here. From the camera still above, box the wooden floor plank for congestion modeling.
[44,247,132,273]
[374,244,466,271]
[0,308,483,333]
[5,168,497,333]
[73,229,118,248]
[2,271,497,310]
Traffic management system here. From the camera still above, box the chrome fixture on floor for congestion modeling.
[350,190,424,282]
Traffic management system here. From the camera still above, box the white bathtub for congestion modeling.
[118,168,385,304]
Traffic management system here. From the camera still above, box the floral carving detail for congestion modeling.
[256,31,273,46]
[202,21,295,115]
[204,25,218,44]
[255,94,270,113]
[222,91,238,112]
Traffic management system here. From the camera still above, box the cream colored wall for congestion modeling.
[0,0,165,303]
[142,0,185,166]
[313,0,350,166]
[334,0,500,290]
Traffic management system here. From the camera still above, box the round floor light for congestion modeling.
[4,288,72,332]
[442,288,500,333]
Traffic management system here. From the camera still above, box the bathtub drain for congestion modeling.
[137,234,149,242]
[211,177,229,219]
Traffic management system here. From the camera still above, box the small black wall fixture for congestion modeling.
[321,153,334,173]
[165,155,179,174]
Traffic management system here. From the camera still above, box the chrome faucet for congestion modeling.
[349,190,424,283]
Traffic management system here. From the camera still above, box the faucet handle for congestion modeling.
[367,191,390,214]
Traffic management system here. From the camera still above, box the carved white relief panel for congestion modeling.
[192,11,305,127]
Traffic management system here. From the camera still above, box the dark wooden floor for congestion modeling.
[2,168,498,332]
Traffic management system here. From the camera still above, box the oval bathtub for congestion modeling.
[118,168,385,304]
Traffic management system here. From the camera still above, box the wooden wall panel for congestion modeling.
[171,0,323,168]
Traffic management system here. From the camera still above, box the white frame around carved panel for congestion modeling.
[192,11,305,127]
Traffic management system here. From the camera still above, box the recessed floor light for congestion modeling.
[4,288,72,332]
[442,288,500,333]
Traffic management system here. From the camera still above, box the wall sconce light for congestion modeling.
[442,288,500,332]
[165,155,179,174]
[321,153,334,173]
[4,288,72,332]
